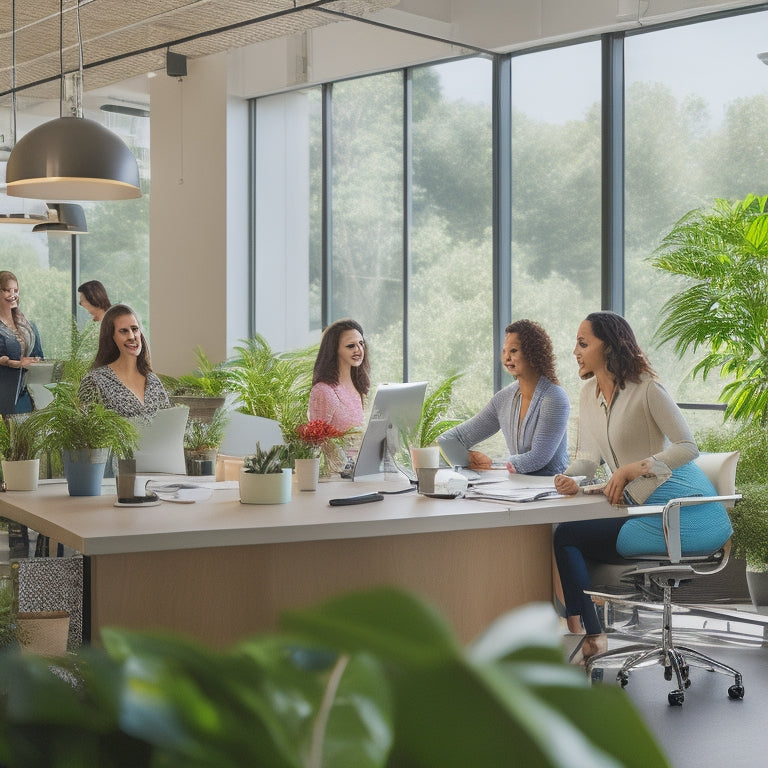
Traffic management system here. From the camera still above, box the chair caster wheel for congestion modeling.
[728,684,745,700]
[683,678,691,689]
[668,690,684,706]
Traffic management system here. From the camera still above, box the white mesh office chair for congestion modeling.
[585,451,744,705]
[219,411,284,458]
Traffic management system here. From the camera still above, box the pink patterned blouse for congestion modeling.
[308,382,364,433]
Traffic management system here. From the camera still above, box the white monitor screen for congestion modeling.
[353,381,427,481]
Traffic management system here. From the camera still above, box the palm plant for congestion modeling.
[0,415,44,462]
[222,334,317,441]
[160,346,229,397]
[184,406,230,452]
[412,373,464,448]
[58,318,99,385]
[650,193,768,423]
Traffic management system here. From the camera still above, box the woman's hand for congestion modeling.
[20,356,42,368]
[0,356,21,369]
[505,461,516,475]
[468,450,492,470]
[554,474,579,495]
[603,460,650,505]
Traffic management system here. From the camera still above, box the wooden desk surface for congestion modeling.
[0,475,620,556]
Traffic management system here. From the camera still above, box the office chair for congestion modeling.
[585,451,744,705]
[132,406,190,475]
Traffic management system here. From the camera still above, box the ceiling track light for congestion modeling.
[5,0,141,202]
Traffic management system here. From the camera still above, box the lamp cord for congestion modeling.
[11,0,16,144]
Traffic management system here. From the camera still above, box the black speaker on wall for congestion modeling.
[166,50,187,78]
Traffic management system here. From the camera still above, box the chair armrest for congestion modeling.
[628,494,741,563]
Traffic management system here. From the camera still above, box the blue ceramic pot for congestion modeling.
[63,448,110,496]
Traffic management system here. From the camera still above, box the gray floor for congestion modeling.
[566,608,768,768]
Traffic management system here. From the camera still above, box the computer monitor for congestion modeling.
[353,381,427,481]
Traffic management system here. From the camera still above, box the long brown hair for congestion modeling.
[505,319,560,385]
[312,318,370,397]
[78,280,112,311]
[92,304,153,375]
[583,311,655,389]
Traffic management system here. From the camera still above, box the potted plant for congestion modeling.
[288,419,348,490]
[161,346,230,424]
[184,405,230,476]
[0,587,669,767]
[698,423,768,611]
[220,334,317,447]
[0,414,45,491]
[409,373,464,469]
[239,442,292,504]
[26,382,139,496]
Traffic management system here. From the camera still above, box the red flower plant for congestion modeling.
[296,419,346,445]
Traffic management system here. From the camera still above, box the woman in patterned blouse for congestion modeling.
[79,303,169,421]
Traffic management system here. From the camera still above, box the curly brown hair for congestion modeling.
[312,318,370,397]
[505,319,559,385]
[584,311,655,389]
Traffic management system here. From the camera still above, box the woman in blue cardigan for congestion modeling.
[438,319,570,476]
[0,271,44,415]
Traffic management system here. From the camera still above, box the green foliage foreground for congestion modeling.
[0,588,668,768]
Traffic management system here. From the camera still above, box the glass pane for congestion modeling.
[510,43,602,451]
[330,73,403,383]
[625,11,768,430]
[410,58,493,416]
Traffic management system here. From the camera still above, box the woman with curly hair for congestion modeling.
[309,318,370,432]
[553,311,732,652]
[438,319,569,475]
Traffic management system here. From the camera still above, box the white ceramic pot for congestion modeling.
[294,457,320,491]
[410,445,440,469]
[1,459,40,491]
[239,467,292,505]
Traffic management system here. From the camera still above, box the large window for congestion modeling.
[510,42,602,407]
[251,6,767,430]
[625,10,768,429]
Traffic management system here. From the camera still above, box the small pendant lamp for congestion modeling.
[32,204,88,235]
[6,0,141,201]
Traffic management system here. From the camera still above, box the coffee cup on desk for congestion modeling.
[117,458,137,501]
[416,467,438,494]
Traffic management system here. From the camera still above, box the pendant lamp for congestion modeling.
[0,0,48,223]
[6,0,141,201]
[32,203,88,235]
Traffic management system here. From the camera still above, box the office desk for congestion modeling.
[0,477,622,647]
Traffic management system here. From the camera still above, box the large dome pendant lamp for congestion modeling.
[6,0,141,202]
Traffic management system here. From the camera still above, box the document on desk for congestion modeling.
[464,487,564,503]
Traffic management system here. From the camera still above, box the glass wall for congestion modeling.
[625,10,768,430]
[410,58,493,413]
[251,6,768,432]
[330,73,404,384]
[510,42,602,412]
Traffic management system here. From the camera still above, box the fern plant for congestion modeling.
[25,382,139,457]
[412,373,464,448]
[0,415,44,461]
[184,407,230,451]
[160,346,230,397]
[243,443,287,474]
[650,194,768,423]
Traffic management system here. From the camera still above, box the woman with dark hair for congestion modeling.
[309,318,370,432]
[438,319,569,475]
[78,304,169,420]
[78,280,112,322]
[553,311,732,651]
[0,270,44,414]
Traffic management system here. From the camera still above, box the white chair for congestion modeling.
[219,411,284,458]
[585,451,744,705]
[132,406,189,475]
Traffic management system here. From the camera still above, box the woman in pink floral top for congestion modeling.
[309,318,370,432]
